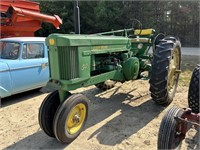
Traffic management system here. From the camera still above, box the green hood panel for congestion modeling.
[46,34,130,47]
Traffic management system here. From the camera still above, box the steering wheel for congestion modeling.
[131,19,143,35]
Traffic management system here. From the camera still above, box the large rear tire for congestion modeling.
[149,36,181,105]
[188,65,200,113]
[158,106,184,150]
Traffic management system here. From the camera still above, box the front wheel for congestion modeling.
[38,91,60,137]
[158,106,184,150]
[150,36,181,105]
[53,94,89,143]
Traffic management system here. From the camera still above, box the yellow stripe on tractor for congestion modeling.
[134,29,154,36]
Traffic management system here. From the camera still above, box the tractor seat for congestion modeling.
[134,29,155,36]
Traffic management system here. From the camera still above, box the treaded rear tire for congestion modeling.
[149,36,181,105]
[158,106,184,150]
[188,65,200,113]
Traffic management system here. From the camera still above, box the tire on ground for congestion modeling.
[53,94,89,143]
[149,36,181,105]
[38,91,60,137]
[188,65,200,113]
[158,106,184,149]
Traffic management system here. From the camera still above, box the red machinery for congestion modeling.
[157,65,200,150]
[0,0,62,38]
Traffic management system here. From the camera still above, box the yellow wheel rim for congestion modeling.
[167,47,180,94]
[66,103,86,135]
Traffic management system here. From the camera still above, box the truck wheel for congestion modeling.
[53,94,89,143]
[149,36,181,105]
[95,80,116,91]
[38,91,60,137]
[188,65,200,113]
[158,106,184,150]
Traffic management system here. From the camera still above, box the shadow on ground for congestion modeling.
[4,85,165,149]
[1,89,44,108]
[85,90,164,146]
[4,131,67,149]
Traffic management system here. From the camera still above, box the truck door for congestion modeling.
[9,42,49,94]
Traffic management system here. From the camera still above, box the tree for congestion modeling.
[34,0,199,47]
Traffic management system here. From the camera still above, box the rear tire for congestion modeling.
[188,65,200,113]
[158,106,184,150]
[149,36,181,105]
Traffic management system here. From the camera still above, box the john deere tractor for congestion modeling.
[39,27,181,143]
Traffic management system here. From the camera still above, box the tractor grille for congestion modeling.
[57,46,79,80]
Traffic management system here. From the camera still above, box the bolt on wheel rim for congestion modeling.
[167,47,180,94]
[66,103,86,134]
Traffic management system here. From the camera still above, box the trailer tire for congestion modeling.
[53,94,89,143]
[149,36,181,105]
[188,65,200,113]
[158,106,184,150]
[95,80,116,91]
[39,91,60,137]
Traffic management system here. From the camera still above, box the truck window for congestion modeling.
[0,41,20,59]
[22,43,44,59]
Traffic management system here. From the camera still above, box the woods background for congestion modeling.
[34,1,199,47]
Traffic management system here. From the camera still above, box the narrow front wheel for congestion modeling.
[38,91,60,137]
[53,94,89,143]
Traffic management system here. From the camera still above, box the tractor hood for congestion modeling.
[46,34,130,47]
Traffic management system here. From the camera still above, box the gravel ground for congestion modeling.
[0,79,199,150]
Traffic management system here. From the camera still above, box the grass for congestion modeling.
[181,55,199,71]
[178,55,199,86]
[178,70,193,86]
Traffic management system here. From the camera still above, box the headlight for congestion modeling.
[49,39,55,45]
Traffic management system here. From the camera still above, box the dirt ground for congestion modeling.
[0,56,199,150]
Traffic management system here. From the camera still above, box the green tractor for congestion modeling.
[39,27,181,143]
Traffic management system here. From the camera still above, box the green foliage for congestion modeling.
[34,1,199,47]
